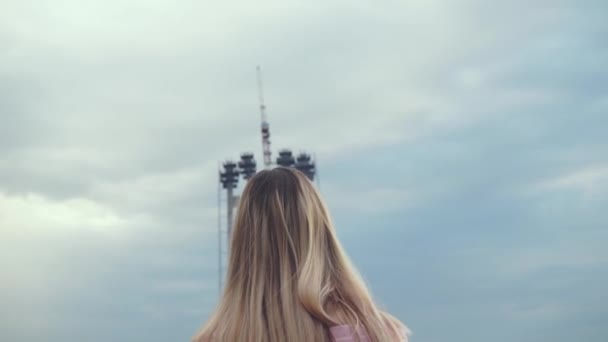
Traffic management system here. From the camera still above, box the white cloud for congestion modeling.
[494,246,605,278]
[0,191,130,338]
[88,163,217,215]
[0,189,217,340]
[324,185,420,216]
[528,164,608,199]
[502,301,570,321]
[0,191,128,236]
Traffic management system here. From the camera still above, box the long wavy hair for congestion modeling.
[194,167,408,341]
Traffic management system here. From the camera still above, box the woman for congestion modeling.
[194,167,409,341]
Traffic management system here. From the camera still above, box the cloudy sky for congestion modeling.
[1,0,607,341]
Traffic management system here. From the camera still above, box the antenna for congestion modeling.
[257,66,272,168]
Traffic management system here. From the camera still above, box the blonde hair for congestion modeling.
[194,167,408,341]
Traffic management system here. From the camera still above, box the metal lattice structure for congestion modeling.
[258,66,272,168]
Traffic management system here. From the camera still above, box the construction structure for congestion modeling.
[217,67,317,292]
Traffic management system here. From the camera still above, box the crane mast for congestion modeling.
[257,66,272,168]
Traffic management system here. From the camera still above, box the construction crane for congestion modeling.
[257,65,272,168]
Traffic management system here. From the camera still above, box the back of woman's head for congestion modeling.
[194,167,407,342]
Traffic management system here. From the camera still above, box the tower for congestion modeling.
[216,66,318,292]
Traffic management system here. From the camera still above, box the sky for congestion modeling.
[1,0,607,341]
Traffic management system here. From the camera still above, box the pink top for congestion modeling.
[329,325,369,342]
[329,324,409,342]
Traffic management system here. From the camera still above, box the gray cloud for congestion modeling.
[1,0,607,341]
